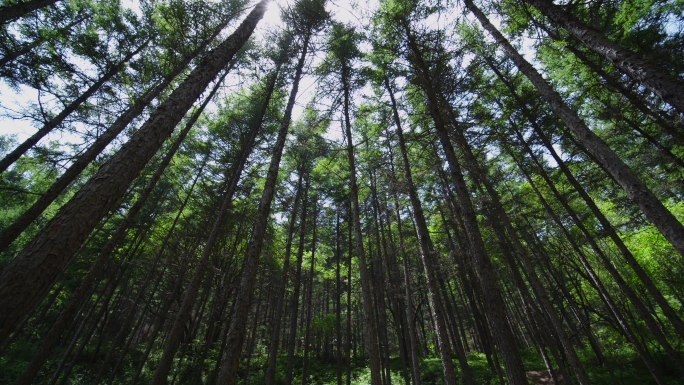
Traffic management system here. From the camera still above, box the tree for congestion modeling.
[0,0,268,345]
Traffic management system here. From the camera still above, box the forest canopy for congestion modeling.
[1,0,684,384]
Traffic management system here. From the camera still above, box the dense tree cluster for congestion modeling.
[1,0,683,384]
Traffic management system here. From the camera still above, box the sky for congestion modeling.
[0,0,380,151]
[0,0,545,164]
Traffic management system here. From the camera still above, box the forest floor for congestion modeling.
[526,370,561,384]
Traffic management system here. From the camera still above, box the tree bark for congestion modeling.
[465,0,684,260]
[0,0,267,344]
[215,28,309,385]
[524,0,684,114]
[385,77,463,385]
[0,18,234,253]
[341,57,383,385]
[403,22,529,385]
[0,0,60,25]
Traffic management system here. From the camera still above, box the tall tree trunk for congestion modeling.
[285,179,310,385]
[346,203,353,385]
[215,29,310,385]
[384,77,464,385]
[524,0,684,114]
[341,57,383,385]
[464,0,684,259]
[0,0,267,345]
[403,22,529,385]
[335,206,344,385]
[0,18,234,253]
[149,60,277,385]
[10,77,219,384]
[394,201,422,385]
[371,165,411,385]
[265,171,305,385]
[301,199,317,385]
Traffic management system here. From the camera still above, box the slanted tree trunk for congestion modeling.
[513,150,669,385]
[533,22,684,143]
[0,0,60,24]
[385,77,464,385]
[0,18,235,253]
[511,126,684,378]
[437,89,590,383]
[403,22,529,385]
[487,58,684,342]
[10,71,223,383]
[464,0,684,260]
[215,28,310,385]
[524,0,684,114]
[149,59,277,385]
[0,0,267,345]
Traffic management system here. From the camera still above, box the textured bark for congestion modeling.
[341,58,383,385]
[0,0,60,24]
[465,0,684,260]
[11,75,219,384]
[0,0,266,345]
[403,22,528,385]
[525,0,684,114]
[0,18,232,253]
[215,27,308,385]
[385,77,462,385]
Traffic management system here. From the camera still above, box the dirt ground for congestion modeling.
[526,370,565,384]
